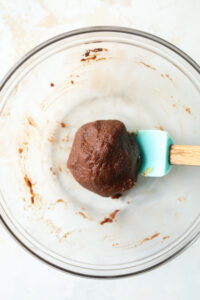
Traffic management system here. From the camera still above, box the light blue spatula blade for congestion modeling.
[134,130,174,177]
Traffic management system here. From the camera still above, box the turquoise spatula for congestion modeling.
[134,130,200,177]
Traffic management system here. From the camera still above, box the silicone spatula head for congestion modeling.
[134,130,174,177]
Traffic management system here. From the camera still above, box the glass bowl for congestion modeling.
[0,26,200,278]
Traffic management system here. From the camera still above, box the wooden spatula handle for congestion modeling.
[170,145,200,166]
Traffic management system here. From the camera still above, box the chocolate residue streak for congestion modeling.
[56,199,64,203]
[70,80,74,84]
[109,209,120,219]
[24,175,35,204]
[77,211,87,219]
[48,136,55,143]
[162,236,170,240]
[112,193,122,199]
[27,117,37,127]
[63,232,71,238]
[19,142,28,154]
[96,57,106,61]
[81,54,96,62]
[100,218,113,225]
[81,48,108,62]
[139,233,160,245]
[100,209,120,225]
[50,82,54,87]
[84,50,90,57]
[60,122,66,128]
[165,74,173,81]
[185,107,191,115]
[140,61,156,70]
[50,167,56,175]
[84,48,106,57]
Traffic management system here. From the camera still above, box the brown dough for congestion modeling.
[67,120,141,197]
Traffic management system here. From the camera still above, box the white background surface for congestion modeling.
[0,0,199,299]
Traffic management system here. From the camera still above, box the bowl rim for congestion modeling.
[0,26,199,279]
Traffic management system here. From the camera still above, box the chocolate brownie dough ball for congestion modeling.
[67,120,141,197]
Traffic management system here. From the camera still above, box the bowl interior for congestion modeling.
[0,29,200,277]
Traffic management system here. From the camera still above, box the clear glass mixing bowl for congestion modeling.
[0,26,200,278]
